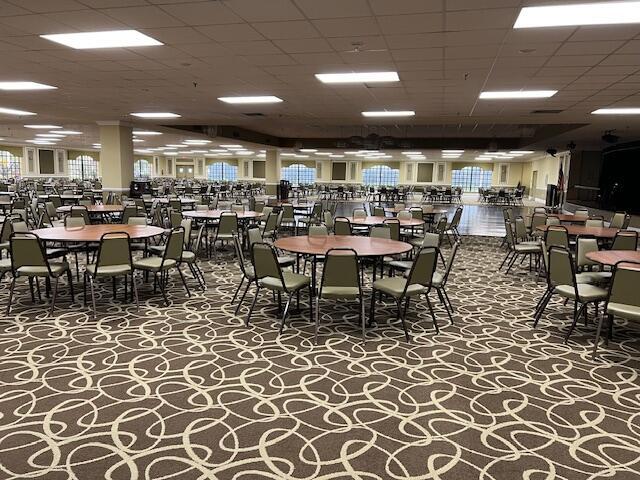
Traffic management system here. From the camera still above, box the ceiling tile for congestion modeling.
[102,6,185,28]
[293,0,370,18]
[159,2,243,25]
[378,13,443,35]
[273,37,333,53]
[369,0,441,15]
[226,0,304,22]
[312,17,379,37]
[445,8,518,31]
[556,41,624,56]
[197,24,264,42]
[252,20,319,39]
[221,40,281,56]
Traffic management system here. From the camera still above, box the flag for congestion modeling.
[557,161,564,192]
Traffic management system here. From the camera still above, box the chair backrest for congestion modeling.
[369,224,390,239]
[323,210,334,229]
[65,215,85,228]
[585,218,604,228]
[576,236,599,268]
[320,248,360,295]
[405,247,437,291]
[195,204,208,211]
[611,230,638,251]
[353,208,366,219]
[383,219,400,241]
[247,227,262,246]
[79,199,92,207]
[547,246,576,289]
[163,227,185,262]
[435,216,448,235]
[373,206,385,217]
[45,202,57,219]
[421,232,440,248]
[531,213,547,231]
[254,201,265,213]
[191,225,205,255]
[169,199,182,212]
[170,211,182,228]
[251,242,283,284]
[503,208,513,222]
[309,224,328,236]
[0,219,12,242]
[409,207,422,220]
[575,208,589,217]
[71,206,90,224]
[49,195,62,208]
[514,216,528,242]
[545,216,560,226]
[440,241,460,286]
[504,220,516,248]
[127,216,147,226]
[451,207,463,227]
[95,232,132,273]
[232,234,249,276]
[397,211,412,221]
[122,205,140,224]
[282,204,295,219]
[261,206,273,219]
[9,233,49,273]
[334,217,351,236]
[607,261,640,310]
[545,225,569,249]
[180,218,192,247]
[262,212,278,233]
[311,203,321,218]
[609,212,627,229]
[232,204,245,213]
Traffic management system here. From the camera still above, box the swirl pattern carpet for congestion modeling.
[0,236,639,479]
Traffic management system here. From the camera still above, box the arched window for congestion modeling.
[451,166,492,192]
[68,155,98,180]
[362,165,399,186]
[134,159,152,178]
[0,150,21,179]
[281,163,316,185]
[207,162,237,181]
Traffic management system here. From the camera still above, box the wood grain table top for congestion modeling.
[586,250,640,267]
[183,209,261,220]
[536,224,620,239]
[57,205,125,214]
[31,225,164,242]
[548,214,589,223]
[349,216,424,227]
[274,235,412,257]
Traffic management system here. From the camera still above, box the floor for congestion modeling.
[1,235,638,479]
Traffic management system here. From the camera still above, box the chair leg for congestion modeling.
[437,288,453,324]
[49,277,59,316]
[360,296,366,344]
[67,270,74,303]
[246,286,260,326]
[232,276,244,304]
[235,280,252,315]
[279,294,291,335]
[443,288,454,315]
[155,272,169,306]
[6,277,16,314]
[592,312,606,360]
[28,277,35,303]
[131,273,139,311]
[505,253,519,274]
[397,299,410,342]
[314,296,320,345]
[499,250,513,270]
[177,267,191,297]
[369,289,376,327]
[425,294,439,334]
[533,291,553,327]
[565,302,586,343]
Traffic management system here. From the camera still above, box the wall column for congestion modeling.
[98,122,134,192]
[265,149,280,195]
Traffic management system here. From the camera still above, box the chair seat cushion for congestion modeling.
[0,258,11,271]
[17,261,69,277]
[133,257,176,271]
[0,241,9,250]
[373,277,426,298]
[431,272,444,287]
[86,263,132,276]
[259,271,310,292]
[554,283,608,302]
[515,243,541,253]
[576,271,612,285]
[607,302,640,322]
[320,286,360,299]
[181,251,196,263]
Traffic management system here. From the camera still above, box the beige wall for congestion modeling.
[525,154,563,200]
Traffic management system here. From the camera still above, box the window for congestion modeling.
[362,165,399,186]
[451,166,492,192]
[134,159,152,178]
[68,155,98,180]
[0,150,21,179]
[281,163,316,185]
[207,162,237,181]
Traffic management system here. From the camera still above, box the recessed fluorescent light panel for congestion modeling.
[362,111,415,117]
[315,72,399,84]
[0,107,36,116]
[218,96,283,104]
[55,130,82,135]
[41,30,163,49]
[131,112,180,119]
[514,1,640,28]
[133,130,162,136]
[0,81,56,91]
[25,124,61,129]
[592,108,640,114]
[480,90,557,99]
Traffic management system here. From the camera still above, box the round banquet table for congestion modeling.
[586,250,640,267]
[31,225,165,243]
[349,216,424,227]
[536,224,620,239]
[183,209,261,220]
[274,235,412,293]
[57,205,125,215]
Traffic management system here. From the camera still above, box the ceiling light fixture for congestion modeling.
[133,130,162,136]
[442,150,464,153]
[592,108,640,114]
[402,151,422,155]
[36,133,65,138]
[55,130,82,135]
[131,112,180,119]
[0,107,36,116]
[480,90,557,99]
[299,149,318,153]
[315,71,399,84]
[362,110,415,117]
[41,30,163,49]
[219,144,243,148]
[25,124,61,129]
[0,81,57,91]
[514,1,640,28]
[218,95,283,104]
[509,150,535,154]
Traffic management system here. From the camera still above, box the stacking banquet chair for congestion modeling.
[429,241,460,325]
[280,204,296,232]
[533,246,608,343]
[84,232,138,319]
[608,212,630,229]
[179,225,206,291]
[133,227,190,306]
[575,236,611,285]
[371,246,439,341]
[592,261,640,359]
[210,212,237,259]
[260,211,279,241]
[445,207,463,242]
[7,232,75,315]
[70,205,91,225]
[529,212,547,238]
[611,230,638,251]
[585,218,604,228]
[351,208,369,235]
[323,210,334,233]
[315,248,365,344]
[334,217,352,236]
[373,205,385,217]
[297,203,322,234]
[247,227,295,269]
[499,221,541,275]
[544,225,569,249]
[246,242,313,334]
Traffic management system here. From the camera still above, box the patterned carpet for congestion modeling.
[1,236,639,479]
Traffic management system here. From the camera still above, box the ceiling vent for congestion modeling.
[531,109,563,114]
